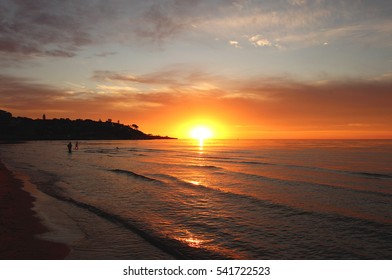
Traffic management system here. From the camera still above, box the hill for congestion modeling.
[0,110,175,141]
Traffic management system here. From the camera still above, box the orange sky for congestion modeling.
[1,1,391,139]
[1,73,391,139]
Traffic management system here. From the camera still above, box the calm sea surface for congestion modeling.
[1,139,391,259]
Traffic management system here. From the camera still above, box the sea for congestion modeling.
[0,139,391,259]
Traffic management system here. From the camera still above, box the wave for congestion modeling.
[132,172,298,214]
[35,171,391,259]
[35,185,230,260]
[110,169,160,182]
[229,169,392,198]
[129,148,168,154]
[185,164,222,170]
[352,172,392,179]
[108,167,391,229]
[285,164,392,180]
[148,169,392,229]
[151,171,392,227]
[240,161,275,166]
[148,168,392,224]
[207,156,392,181]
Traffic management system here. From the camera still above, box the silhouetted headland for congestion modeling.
[0,110,176,141]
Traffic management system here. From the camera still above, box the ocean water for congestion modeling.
[1,139,391,259]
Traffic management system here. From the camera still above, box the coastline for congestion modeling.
[0,159,69,260]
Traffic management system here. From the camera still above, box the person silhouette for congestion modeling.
[75,141,79,150]
[67,142,72,153]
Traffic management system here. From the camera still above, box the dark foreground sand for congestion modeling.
[0,159,69,259]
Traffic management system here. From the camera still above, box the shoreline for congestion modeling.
[0,159,69,260]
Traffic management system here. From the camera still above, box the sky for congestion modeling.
[1,0,391,139]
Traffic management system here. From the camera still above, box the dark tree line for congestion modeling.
[0,110,175,141]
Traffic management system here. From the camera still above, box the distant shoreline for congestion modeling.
[0,109,177,141]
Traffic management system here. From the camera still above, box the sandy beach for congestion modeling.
[0,159,69,260]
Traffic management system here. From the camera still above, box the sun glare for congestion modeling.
[177,118,226,140]
[190,126,213,140]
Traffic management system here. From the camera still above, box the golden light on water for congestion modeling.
[182,237,204,248]
[175,230,246,258]
[175,229,207,248]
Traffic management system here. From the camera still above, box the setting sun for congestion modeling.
[176,117,228,140]
[190,126,213,141]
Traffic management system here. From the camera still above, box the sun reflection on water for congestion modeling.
[198,138,204,148]
[182,237,204,248]
[175,230,208,248]
[174,230,248,259]
[187,180,201,185]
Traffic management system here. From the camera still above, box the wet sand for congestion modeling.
[0,159,69,259]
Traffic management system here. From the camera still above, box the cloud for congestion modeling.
[1,0,391,63]
[0,74,140,118]
[133,0,202,44]
[141,72,392,131]
[94,51,118,57]
[229,40,241,48]
[0,0,209,61]
[92,64,221,92]
[288,0,307,6]
[230,76,392,128]
[196,0,392,50]
[1,70,391,138]
[0,0,95,60]
[249,35,272,47]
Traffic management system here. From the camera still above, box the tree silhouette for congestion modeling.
[0,110,176,140]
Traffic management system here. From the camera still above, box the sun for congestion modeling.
[177,118,226,140]
[190,126,213,141]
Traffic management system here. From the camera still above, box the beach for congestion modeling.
[0,159,69,260]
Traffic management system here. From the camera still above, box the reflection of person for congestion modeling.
[75,141,79,150]
[67,142,72,153]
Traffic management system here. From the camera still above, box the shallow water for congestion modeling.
[1,139,391,259]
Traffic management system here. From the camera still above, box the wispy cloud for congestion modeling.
[0,0,94,59]
[1,0,391,64]
[0,74,140,118]
[94,51,118,57]
[194,0,392,50]
[288,0,307,6]
[133,0,202,44]
[93,64,221,92]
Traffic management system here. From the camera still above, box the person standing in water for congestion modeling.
[75,141,79,150]
[67,142,72,153]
